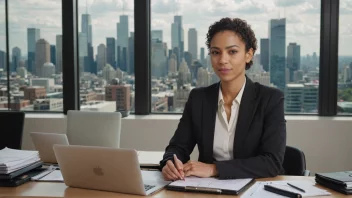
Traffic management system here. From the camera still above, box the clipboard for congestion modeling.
[166,177,254,195]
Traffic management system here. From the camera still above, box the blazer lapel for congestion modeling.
[234,77,258,157]
[202,82,219,163]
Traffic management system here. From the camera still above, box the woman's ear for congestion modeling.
[246,48,254,63]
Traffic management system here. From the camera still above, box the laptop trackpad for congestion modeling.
[142,170,170,185]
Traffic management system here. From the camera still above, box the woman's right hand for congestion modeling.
[162,154,185,181]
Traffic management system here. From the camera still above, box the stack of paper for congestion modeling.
[0,147,41,174]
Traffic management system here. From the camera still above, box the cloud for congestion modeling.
[275,0,306,7]
[151,0,181,14]
[299,2,320,14]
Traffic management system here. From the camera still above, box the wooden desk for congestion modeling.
[0,176,350,198]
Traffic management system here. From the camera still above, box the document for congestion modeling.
[137,151,164,167]
[241,181,331,198]
[0,148,41,174]
[32,170,63,182]
[169,177,253,192]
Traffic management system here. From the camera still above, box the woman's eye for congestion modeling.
[211,51,219,55]
[229,50,237,54]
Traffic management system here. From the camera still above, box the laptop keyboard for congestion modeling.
[144,184,155,191]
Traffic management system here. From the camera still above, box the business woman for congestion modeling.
[160,17,286,180]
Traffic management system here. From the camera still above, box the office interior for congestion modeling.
[0,0,351,182]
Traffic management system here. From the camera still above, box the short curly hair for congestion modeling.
[206,17,257,70]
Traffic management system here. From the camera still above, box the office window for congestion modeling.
[78,1,134,114]
[0,0,8,110]
[0,1,63,111]
[150,0,321,114]
[337,0,352,114]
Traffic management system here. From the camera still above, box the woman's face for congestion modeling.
[210,30,253,83]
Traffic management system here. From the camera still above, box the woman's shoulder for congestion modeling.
[253,82,284,102]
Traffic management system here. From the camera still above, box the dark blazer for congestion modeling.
[160,77,286,179]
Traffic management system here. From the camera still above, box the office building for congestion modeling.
[50,45,56,70]
[102,64,116,83]
[151,30,163,42]
[197,67,210,87]
[105,83,131,112]
[200,47,205,63]
[42,63,55,78]
[188,28,198,60]
[151,40,167,78]
[294,70,304,82]
[287,43,301,82]
[106,37,116,68]
[171,15,184,60]
[285,83,318,113]
[11,47,21,72]
[24,86,46,103]
[128,33,135,74]
[17,64,27,78]
[35,39,50,77]
[30,78,55,93]
[97,44,107,72]
[183,51,192,70]
[260,38,269,72]
[33,98,63,111]
[173,85,192,110]
[56,35,62,73]
[269,18,286,91]
[168,53,177,75]
[247,72,271,86]
[0,50,6,69]
[27,28,40,73]
[81,14,92,44]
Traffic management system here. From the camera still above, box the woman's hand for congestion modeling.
[183,161,218,178]
[162,154,185,181]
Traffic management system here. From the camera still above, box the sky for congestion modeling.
[0,0,351,58]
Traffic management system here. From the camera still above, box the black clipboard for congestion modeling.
[166,178,254,195]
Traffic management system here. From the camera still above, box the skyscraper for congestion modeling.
[78,32,88,73]
[287,43,301,82]
[117,15,129,72]
[56,35,62,73]
[183,51,192,69]
[97,44,106,72]
[188,28,198,60]
[269,18,286,91]
[106,37,116,69]
[171,15,184,62]
[260,38,269,72]
[12,47,21,72]
[151,30,163,42]
[200,47,205,62]
[27,28,40,73]
[151,40,167,78]
[128,32,135,74]
[0,50,6,69]
[50,45,56,70]
[81,14,92,44]
[35,39,50,77]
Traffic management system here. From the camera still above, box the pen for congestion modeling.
[287,183,306,193]
[264,185,302,198]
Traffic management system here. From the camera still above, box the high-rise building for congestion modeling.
[128,32,135,74]
[50,45,56,70]
[247,72,271,87]
[56,35,62,73]
[303,83,318,112]
[35,39,50,77]
[285,83,318,113]
[30,78,55,93]
[343,65,351,83]
[183,52,192,70]
[260,38,269,72]
[106,37,116,69]
[81,14,92,44]
[102,64,116,82]
[287,43,301,82]
[27,28,40,73]
[269,18,286,91]
[294,70,304,82]
[151,40,167,78]
[97,44,106,72]
[12,47,21,72]
[177,58,191,88]
[197,67,210,87]
[188,28,198,60]
[0,50,6,69]
[173,85,192,110]
[200,47,205,62]
[171,16,183,51]
[117,15,129,72]
[151,30,163,42]
[168,53,177,75]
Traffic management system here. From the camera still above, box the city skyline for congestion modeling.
[0,0,351,57]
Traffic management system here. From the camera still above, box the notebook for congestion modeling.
[0,161,43,180]
[166,177,254,195]
[316,171,352,189]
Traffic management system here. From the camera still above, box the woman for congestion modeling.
[160,17,286,180]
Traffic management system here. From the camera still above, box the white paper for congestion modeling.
[241,181,331,198]
[0,148,41,174]
[33,170,63,182]
[170,177,253,191]
[138,151,164,166]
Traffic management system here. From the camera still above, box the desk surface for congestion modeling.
[0,176,350,198]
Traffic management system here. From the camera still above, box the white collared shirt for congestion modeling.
[213,79,246,161]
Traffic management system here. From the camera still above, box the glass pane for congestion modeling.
[151,0,320,114]
[0,0,9,110]
[337,0,352,114]
[5,0,62,111]
[78,1,134,116]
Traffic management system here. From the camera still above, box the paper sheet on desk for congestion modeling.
[32,170,63,182]
[241,181,331,197]
[170,177,253,191]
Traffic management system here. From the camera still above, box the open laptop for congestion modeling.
[30,132,69,164]
[53,145,170,196]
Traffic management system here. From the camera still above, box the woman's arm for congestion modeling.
[214,90,286,179]
[160,89,197,169]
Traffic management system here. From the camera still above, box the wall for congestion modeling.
[22,114,352,174]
